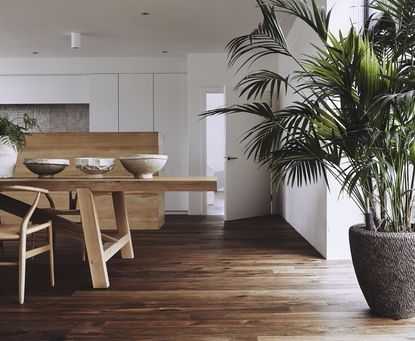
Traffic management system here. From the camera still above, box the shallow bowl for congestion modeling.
[118,154,168,179]
[23,158,69,178]
[75,157,115,178]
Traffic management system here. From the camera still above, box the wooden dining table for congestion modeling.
[0,176,217,288]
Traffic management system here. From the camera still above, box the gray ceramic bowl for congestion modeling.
[23,158,69,178]
[118,154,167,179]
[75,157,115,178]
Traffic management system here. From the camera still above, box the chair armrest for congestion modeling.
[3,185,49,194]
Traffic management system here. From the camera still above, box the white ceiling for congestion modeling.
[0,0,279,57]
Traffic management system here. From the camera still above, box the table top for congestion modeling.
[0,176,217,192]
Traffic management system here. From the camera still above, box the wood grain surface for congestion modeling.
[0,215,414,340]
[0,176,217,192]
[16,132,164,177]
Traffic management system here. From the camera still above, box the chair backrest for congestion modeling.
[2,186,49,236]
[20,192,42,236]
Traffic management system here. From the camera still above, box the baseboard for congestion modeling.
[165,210,189,215]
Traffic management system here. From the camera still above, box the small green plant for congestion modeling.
[0,114,38,150]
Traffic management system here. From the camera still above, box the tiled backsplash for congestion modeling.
[0,104,89,132]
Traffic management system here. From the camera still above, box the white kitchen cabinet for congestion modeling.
[154,74,188,211]
[119,74,153,132]
[89,74,118,132]
[0,75,89,104]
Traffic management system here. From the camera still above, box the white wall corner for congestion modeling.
[282,180,328,258]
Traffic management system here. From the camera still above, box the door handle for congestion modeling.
[226,156,238,160]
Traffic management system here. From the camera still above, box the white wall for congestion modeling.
[324,0,365,259]
[206,93,225,192]
[206,94,225,175]
[0,57,186,75]
[278,0,364,259]
[326,175,363,259]
[327,0,365,32]
[206,115,225,173]
[277,3,328,257]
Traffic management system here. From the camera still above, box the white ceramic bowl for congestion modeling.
[23,158,69,178]
[118,154,168,179]
[75,157,115,178]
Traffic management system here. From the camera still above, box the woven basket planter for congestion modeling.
[349,225,415,319]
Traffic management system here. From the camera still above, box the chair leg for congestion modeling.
[48,223,55,287]
[81,241,86,262]
[19,235,27,305]
[30,234,35,260]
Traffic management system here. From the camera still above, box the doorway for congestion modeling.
[204,90,225,216]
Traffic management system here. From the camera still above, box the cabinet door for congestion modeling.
[89,74,118,132]
[0,75,89,104]
[119,74,153,132]
[154,74,188,211]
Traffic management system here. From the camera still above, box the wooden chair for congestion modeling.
[0,185,54,304]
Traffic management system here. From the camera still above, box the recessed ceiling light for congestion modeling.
[162,50,168,54]
[71,32,81,49]
[32,51,39,55]
[141,12,150,15]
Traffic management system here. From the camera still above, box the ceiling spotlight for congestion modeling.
[71,32,81,49]
[161,50,168,54]
[32,51,39,55]
[141,12,150,15]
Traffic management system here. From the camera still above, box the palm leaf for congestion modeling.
[227,0,291,70]
[270,0,332,41]
[235,70,289,101]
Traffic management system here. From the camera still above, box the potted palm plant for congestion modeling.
[205,0,415,319]
[0,114,38,178]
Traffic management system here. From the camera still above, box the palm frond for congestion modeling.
[367,0,415,58]
[202,102,275,120]
[235,70,289,101]
[269,137,329,187]
[227,0,290,70]
[270,0,332,41]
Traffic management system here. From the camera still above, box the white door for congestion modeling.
[224,94,271,221]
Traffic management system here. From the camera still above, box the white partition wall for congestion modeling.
[154,74,188,211]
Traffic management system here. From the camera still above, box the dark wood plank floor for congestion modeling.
[1,215,415,340]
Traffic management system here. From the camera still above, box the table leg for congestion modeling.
[76,188,109,289]
[112,192,134,259]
